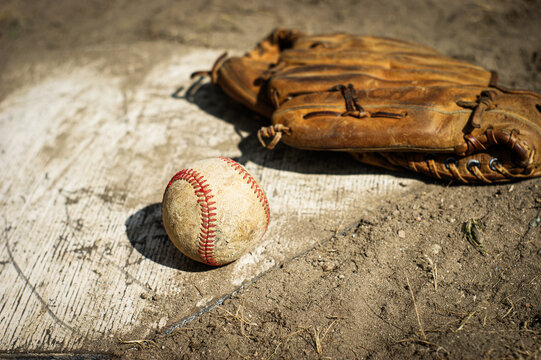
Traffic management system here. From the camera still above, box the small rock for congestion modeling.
[398,230,406,238]
[322,263,335,271]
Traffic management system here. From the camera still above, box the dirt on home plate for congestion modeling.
[1,0,540,359]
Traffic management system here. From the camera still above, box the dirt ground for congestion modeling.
[1,0,540,359]
[119,181,541,359]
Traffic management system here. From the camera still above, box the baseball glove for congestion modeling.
[194,28,541,183]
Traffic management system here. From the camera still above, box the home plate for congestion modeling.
[0,43,422,352]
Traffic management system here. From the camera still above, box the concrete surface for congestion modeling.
[0,42,420,352]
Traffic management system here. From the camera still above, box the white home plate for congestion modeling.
[0,44,422,352]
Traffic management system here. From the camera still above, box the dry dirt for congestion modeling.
[119,181,541,359]
[1,0,540,359]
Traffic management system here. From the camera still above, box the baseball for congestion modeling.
[162,157,270,266]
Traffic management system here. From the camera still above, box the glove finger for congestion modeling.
[271,85,541,166]
[269,64,493,106]
[215,57,275,118]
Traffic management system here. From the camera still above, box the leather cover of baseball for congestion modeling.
[162,157,270,266]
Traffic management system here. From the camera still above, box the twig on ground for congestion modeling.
[501,297,523,319]
[326,315,346,320]
[118,338,158,348]
[456,309,477,331]
[321,320,336,342]
[502,305,514,319]
[406,275,427,340]
[266,341,282,360]
[312,320,336,355]
[218,300,258,327]
[283,327,309,339]
[217,300,258,341]
[313,327,323,355]
[266,327,310,360]
[528,273,541,285]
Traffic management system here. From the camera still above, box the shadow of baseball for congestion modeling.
[125,203,213,272]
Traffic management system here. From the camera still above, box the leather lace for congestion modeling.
[330,84,369,118]
[257,124,291,149]
[456,90,497,130]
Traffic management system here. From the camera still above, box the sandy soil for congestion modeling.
[1,0,540,359]
[119,180,541,359]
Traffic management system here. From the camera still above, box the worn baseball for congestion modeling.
[162,157,270,266]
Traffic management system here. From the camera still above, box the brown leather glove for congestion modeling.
[196,28,541,183]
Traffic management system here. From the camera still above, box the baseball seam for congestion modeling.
[165,169,219,266]
[219,157,271,229]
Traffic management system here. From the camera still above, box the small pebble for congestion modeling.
[322,263,335,271]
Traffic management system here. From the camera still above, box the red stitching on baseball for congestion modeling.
[165,168,219,266]
[219,157,271,231]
